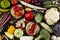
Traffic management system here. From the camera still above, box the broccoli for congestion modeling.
[35,29,50,40]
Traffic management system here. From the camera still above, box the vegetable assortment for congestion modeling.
[0,0,60,40]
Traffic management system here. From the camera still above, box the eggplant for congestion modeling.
[53,23,60,36]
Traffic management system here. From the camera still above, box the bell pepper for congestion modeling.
[25,11,34,20]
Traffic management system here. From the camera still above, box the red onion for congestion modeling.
[0,16,11,30]
[0,13,9,24]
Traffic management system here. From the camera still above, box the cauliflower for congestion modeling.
[45,8,59,25]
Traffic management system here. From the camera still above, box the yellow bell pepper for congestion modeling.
[7,25,15,34]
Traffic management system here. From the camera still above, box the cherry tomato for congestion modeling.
[25,11,34,20]
[24,0,31,3]
[11,0,18,5]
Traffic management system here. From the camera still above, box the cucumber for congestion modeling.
[14,29,23,38]
[0,8,9,12]
[1,0,10,8]
[40,22,53,33]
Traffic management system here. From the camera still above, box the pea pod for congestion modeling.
[43,1,54,8]
[40,22,53,33]
[0,8,9,12]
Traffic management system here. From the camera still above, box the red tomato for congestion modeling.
[13,5,23,16]
[25,11,34,20]
[19,13,23,16]
[15,11,20,16]
[29,23,36,34]
[15,11,23,16]
[13,5,20,12]
[24,0,31,3]
[11,0,18,5]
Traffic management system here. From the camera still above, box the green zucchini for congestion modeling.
[40,22,53,33]
[0,8,9,12]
